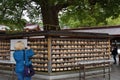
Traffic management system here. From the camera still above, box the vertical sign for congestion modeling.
[10,39,27,63]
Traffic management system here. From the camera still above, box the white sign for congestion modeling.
[10,39,27,63]
[118,49,120,54]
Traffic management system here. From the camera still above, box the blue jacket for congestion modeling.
[13,49,34,73]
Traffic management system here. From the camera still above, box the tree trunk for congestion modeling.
[41,5,60,31]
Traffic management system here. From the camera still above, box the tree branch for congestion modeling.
[55,3,69,12]
[55,0,76,13]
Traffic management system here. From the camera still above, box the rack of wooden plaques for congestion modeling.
[26,36,111,73]
[0,39,11,70]
[28,38,48,72]
[0,40,10,60]
[51,38,110,72]
[0,31,111,75]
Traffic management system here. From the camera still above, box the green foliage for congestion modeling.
[107,15,120,26]
[0,0,41,32]
[59,0,120,28]
[0,19,26,31]
[1,0,120,31]
[0,0,27,31]
[49,0,67,5]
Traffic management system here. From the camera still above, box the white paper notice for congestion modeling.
[10,39,27,63]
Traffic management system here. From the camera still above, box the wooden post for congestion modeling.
[119,55,120,64]
[48,37,52,73]
[108,39,111,80]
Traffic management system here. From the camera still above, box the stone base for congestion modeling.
[0,70,79,80]
[33,72,79,80]
[0,69,111,80]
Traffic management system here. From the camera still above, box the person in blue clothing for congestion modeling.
[13,41,34,80]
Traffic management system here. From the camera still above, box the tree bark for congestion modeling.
[41,4,60,31]
[33,0,70,31]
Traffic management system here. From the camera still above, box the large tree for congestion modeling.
[0,0,120,31]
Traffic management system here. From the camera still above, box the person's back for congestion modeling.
[13,41,34,80]
[112,47,118,55]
